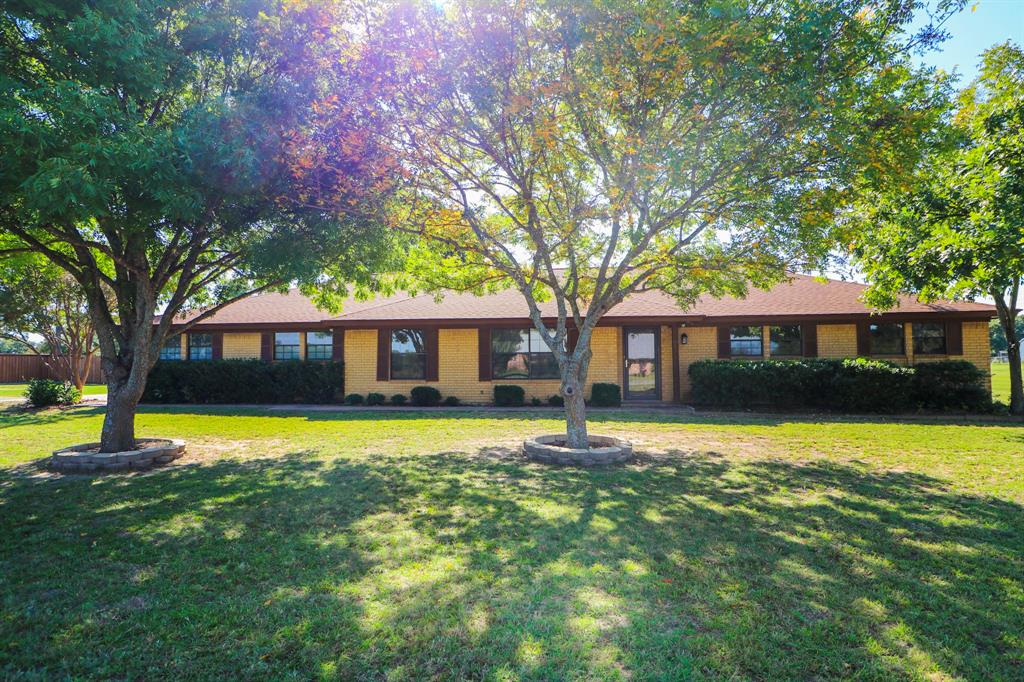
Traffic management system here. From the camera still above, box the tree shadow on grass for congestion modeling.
[0,404,105,427]
[0,448,1021,679]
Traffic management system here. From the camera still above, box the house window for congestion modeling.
[391,329,427,380]
[159,336,182,361]
[492,328,560,379]
[770,325,802,356]
[189,333,212,360]
[306,331,333,360]
[274,332,301,360]
[869,322,905,355]
[729,326,763,357]
[912,323,946,355]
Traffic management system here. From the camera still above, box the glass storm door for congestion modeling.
[624,328,659,400]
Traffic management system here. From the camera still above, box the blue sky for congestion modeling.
[914,0,1024,83]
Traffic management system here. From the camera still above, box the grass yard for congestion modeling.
[1,406,1022,680]
[991,361,1013,404]
[0,383,106,398]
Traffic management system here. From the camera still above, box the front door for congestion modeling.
[624,327,659,400]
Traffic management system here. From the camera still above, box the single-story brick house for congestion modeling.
[167,274,996,404]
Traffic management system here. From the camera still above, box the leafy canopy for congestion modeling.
[0,0,398,349]
[378,0,959,335]
[851,41,1024,308]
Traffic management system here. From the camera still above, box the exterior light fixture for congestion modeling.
[680,332,689,345]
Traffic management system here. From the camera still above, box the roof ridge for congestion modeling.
[795,273,868,288]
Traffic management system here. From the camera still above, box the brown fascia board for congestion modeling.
[683,310,996,325]
[324,310,994,328]
[171,308,993,333]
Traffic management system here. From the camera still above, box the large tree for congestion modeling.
[990,316,1023,356]
[373,0,958,446]
[0,0,398,451]
[850,42,1024,415]
[0,253,99,390]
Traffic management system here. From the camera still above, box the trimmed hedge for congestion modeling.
[912,361,989,411]
[494,385,525,407]
[143,360,344,404]
[688,358,988,413]
[590,383,621,407]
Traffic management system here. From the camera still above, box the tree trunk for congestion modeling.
[68,354,87,391]
[75,353,95,392]
[562,372,589,448]
[559,333,593,449]
[99,355,147,452]
[1008,354,1023,417]
[1003,315,1023,416]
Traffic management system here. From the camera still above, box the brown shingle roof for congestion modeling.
[177,274,995,327]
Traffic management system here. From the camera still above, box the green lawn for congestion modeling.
[991,361,1013,403]
[0,383,106,398]
[1,406,1022,680]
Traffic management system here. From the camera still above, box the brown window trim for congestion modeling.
[859,321,906,356]
[377,327,439,382]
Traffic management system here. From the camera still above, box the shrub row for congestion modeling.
[688,358,989,413]
[344,386,460,407]
[343,382,623,408]
[141,363,629,408]
[25,378,81,407]
[492,383,621,407]
[143,360,344,404]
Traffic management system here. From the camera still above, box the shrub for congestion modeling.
[590,383,621,407]
[344,393,364,405]
[143,360,343,404]
[687,358,988,414]
[548,394,564,407]
[494,384,525,407]
[25,379,81,407]
[530,397,542,406]
[366,392,386,406]
[831,358,914,413]
[410,385,442,407]
[912,360,989,411]
[390,393,408,406]
[442,395,461,407]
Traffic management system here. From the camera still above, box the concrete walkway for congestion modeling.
[0,395,107,405]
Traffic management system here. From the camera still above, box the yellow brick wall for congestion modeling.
[817,324,858,358]
[678,326,719,401]
[588,326,622,390]
[222,333,261,360]
[338,319,993,404]
[345,326,622,404]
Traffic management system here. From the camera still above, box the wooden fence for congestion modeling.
[0,354,104,384]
